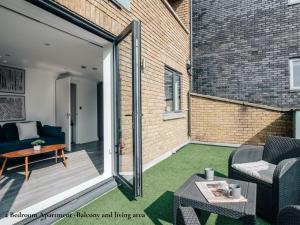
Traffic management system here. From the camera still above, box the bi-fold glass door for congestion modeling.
[114,20,142,197]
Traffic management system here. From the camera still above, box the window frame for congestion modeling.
[289,0,300,6]
[290,58,300,90]
[164,66,182,113]
[110,0,131,10]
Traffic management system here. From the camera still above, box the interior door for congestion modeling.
[56,77,71,151]
[114,20,142,197]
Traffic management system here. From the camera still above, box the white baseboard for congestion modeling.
[143,141,189,171]
[190,140,241,148]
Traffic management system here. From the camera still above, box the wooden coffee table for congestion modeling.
[0,144,67,181]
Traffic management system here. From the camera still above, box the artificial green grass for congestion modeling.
[57,144,269,225]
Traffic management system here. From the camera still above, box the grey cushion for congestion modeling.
[16,122,39,141]
[232,160,276,184]
[263,136,300,164]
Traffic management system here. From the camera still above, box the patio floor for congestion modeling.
[57,144,269,225]
[0,141,103,219]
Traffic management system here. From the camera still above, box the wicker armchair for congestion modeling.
[177,207,201,225]
[228,136,300,223]
[277,205,300,225]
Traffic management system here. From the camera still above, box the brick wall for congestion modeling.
[191,93,293,145]
[192,0,300,108]
[167,0,189,28]
[55,0,190,164]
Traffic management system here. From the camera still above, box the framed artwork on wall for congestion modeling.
[0,95,26,121]
[0,65,25,94]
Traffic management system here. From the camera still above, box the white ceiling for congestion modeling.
[0,3,110,80]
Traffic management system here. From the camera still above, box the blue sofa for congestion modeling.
[0,121,65,154]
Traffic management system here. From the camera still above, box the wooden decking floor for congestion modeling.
[0,141,103,218]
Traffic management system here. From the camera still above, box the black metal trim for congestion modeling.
[113,21,142,197]
[25,0,143,198]
[289,56,300,60]
[188,0,193,138]
[114,22,135,44]
[164,66,182,113]
[114,175,134,191]
[26,0,116,42]
[165,65,182,76]
[0,4,104,48]
[109,0,123,9]
[133,20,142,197]
[113,22,135,192]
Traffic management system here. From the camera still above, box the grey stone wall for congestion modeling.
[192,0,300,108]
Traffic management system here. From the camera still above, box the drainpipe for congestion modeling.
[187,0,193,139]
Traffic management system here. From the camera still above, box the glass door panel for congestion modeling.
[114,20,142,197]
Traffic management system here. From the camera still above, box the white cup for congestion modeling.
[227,184,241,199]
[205,168,214,181]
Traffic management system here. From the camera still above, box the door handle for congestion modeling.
[118,139,125,155]
[124,114,143,117]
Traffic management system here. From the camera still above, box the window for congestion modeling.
[165,67,181,112]
[290,59,300,90]
[289,0,300,5]
[167,0,182,11]
[110,0,131,10]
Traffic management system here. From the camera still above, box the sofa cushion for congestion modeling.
[42,125,62,137]
[263,136,300,164]
[0,136,64,154]
[40,136,64,145]
[2,123,19,141]
[36,121,43,136]
[16,122,39,141]
[0,141,30,154]
[0,126,5,142]
[232,160,276,184]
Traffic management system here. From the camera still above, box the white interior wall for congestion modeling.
[26,68,57,125]
[0,67,100,146]
[0,67,58,126]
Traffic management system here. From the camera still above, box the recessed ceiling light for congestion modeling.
[44,43,51,46]
[81,66,87,69]
[92,67,97,71]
